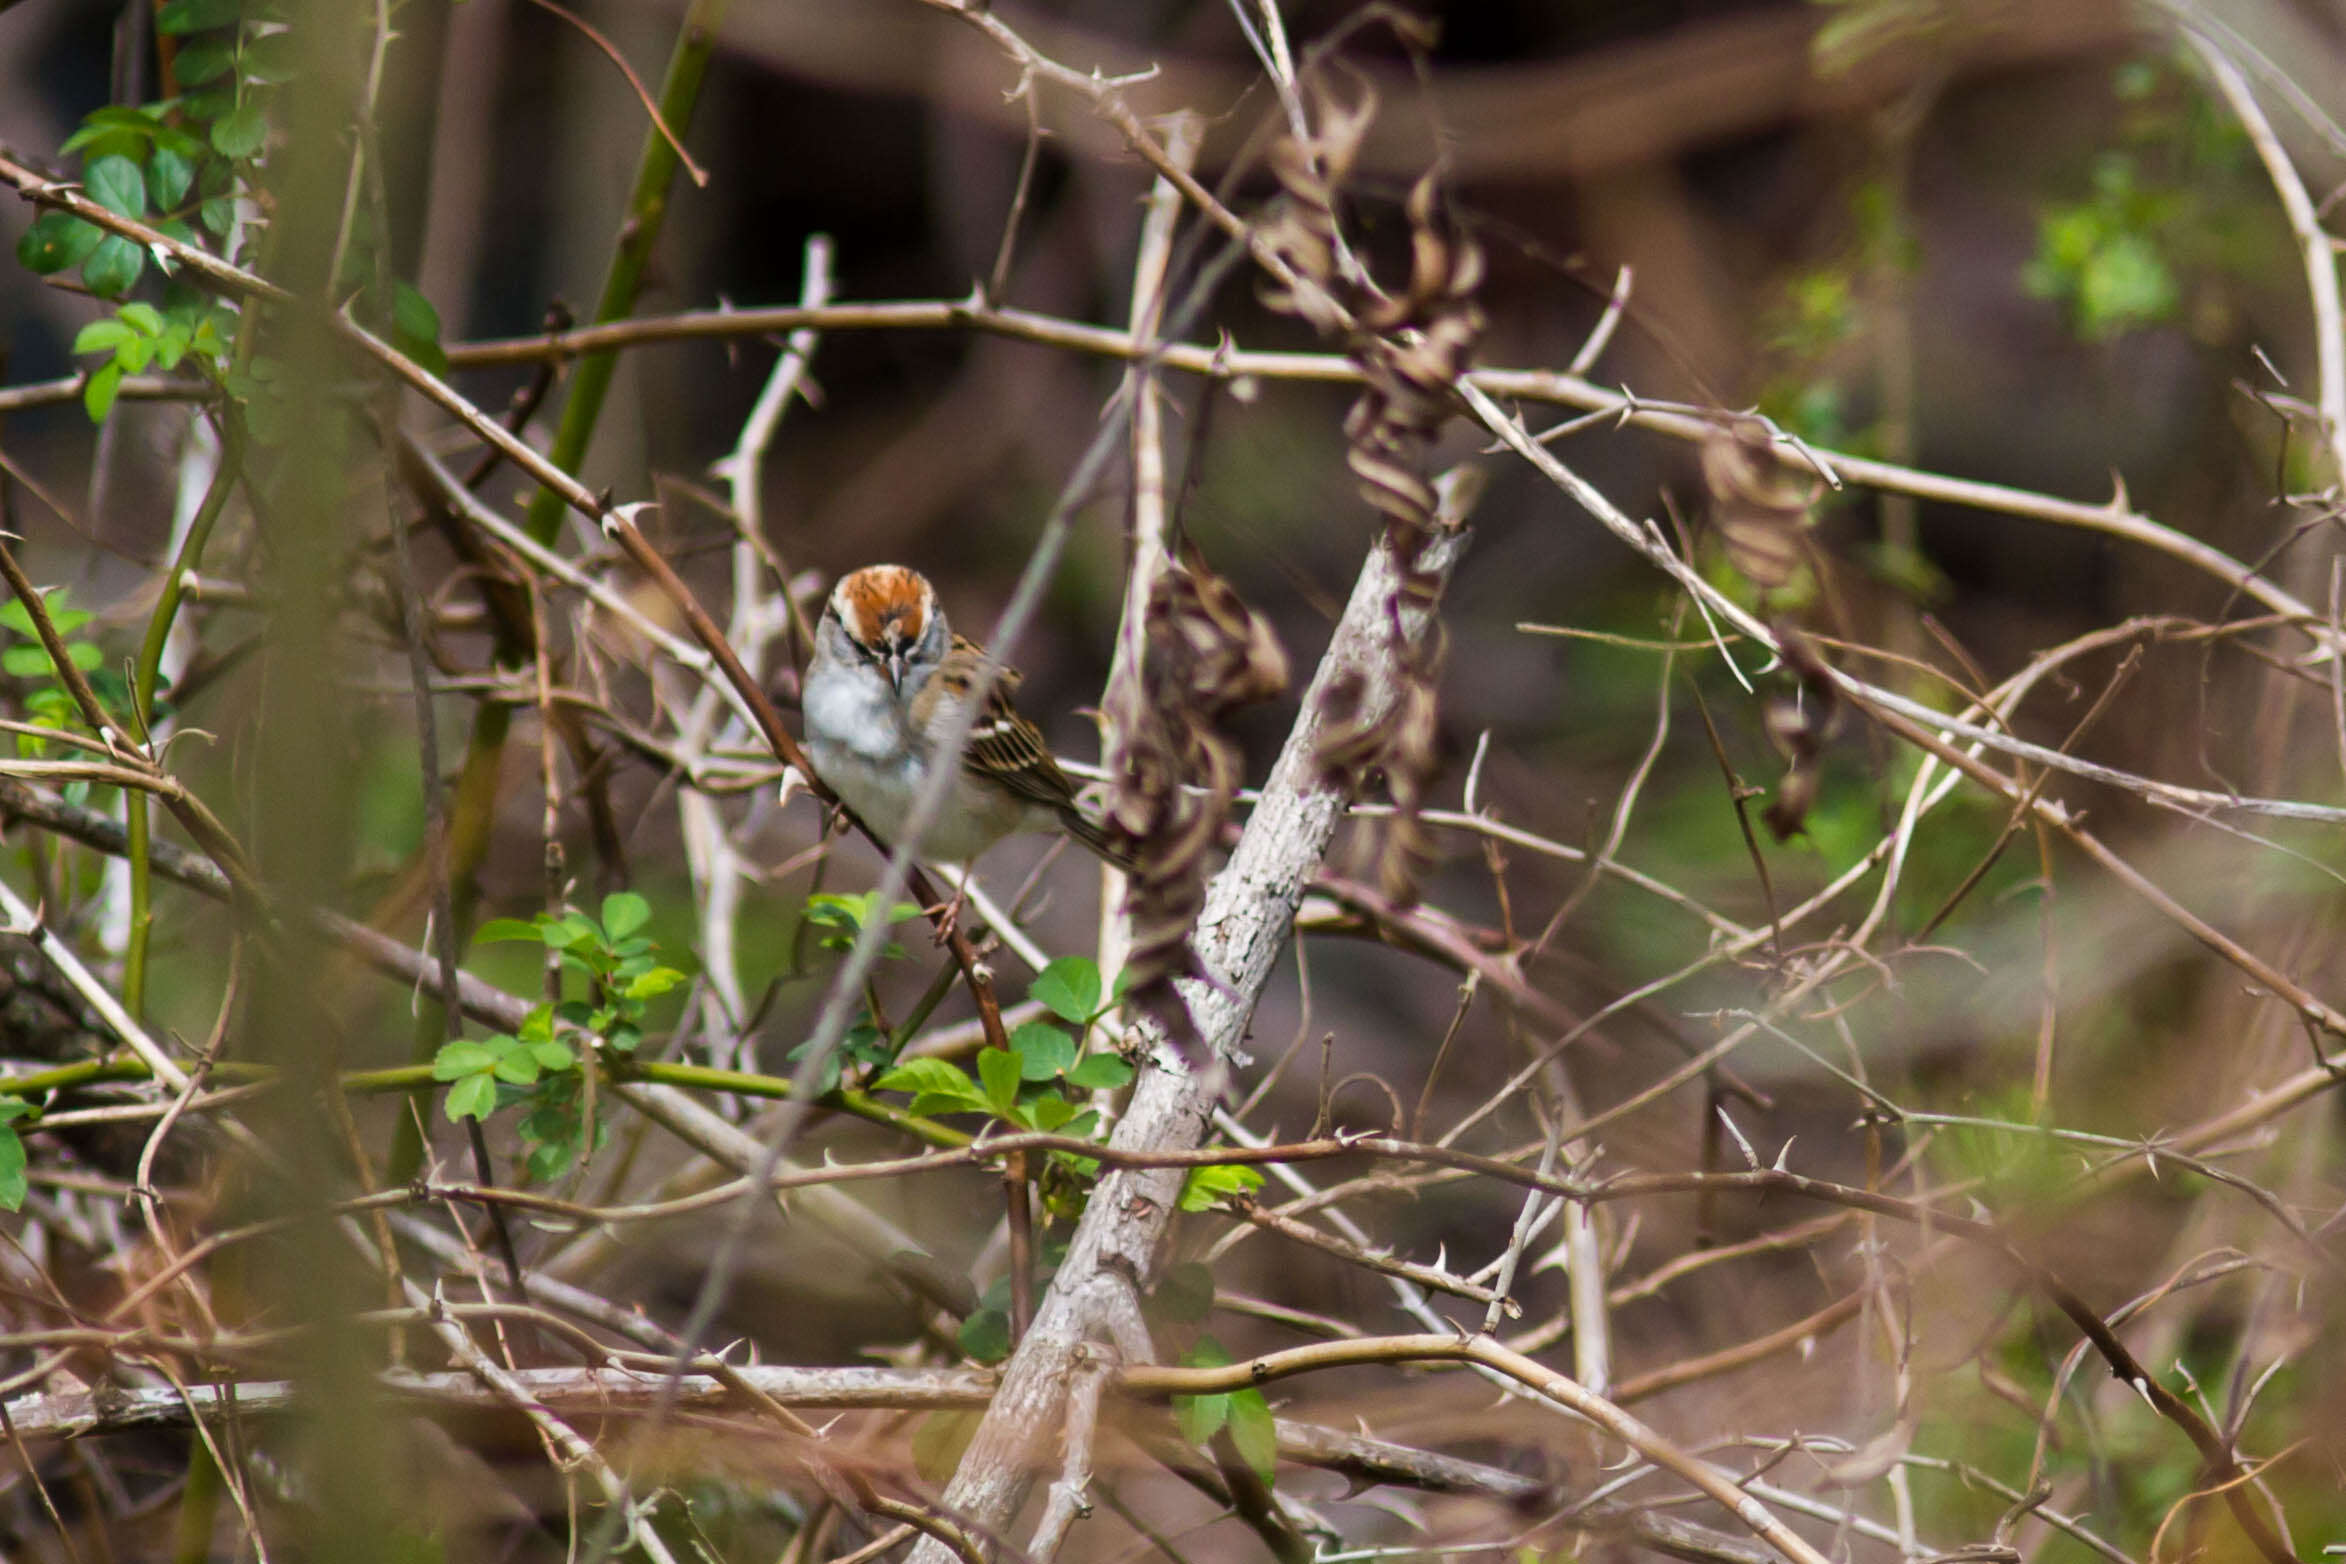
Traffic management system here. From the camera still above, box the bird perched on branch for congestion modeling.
[801,564,1130,868]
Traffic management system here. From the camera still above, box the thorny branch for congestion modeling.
[0,4,2342,1563]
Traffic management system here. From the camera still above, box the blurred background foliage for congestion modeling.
[1,0,2342,1559]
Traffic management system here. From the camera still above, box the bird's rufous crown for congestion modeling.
[832,565,936,650]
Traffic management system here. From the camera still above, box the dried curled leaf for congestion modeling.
[1255,79,1375,334]
[1760,621,1841,841]
[1317,647,1446,901]
[1105,545,1287,1050]
[1344,171,1487,565]
[1255,82,1486,904]
[1701,422,1821,594]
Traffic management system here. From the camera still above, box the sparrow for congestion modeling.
[801,564,1130,868]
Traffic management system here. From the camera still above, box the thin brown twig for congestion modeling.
[519,0,709,186]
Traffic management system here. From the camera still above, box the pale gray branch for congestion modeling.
[905,523,1473,1564]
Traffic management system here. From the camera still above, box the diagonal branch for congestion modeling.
[905,517,1473,1564]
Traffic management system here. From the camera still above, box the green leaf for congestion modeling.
[154,122,210,161]
[0,1123,24,1212]
[1065,1053,1134,1091]
[474,917,544,944]
[489,1044,540,1086]
[147,152,198,222]
[442,1071,499,1122]
[805,890,921,932]
[0,1100,31,1124]
[1174,1337,1238,1445]
[1031,956,1102,1023]
[239,30,298,83]
[957,1309,1011,1365]
[515,1077,590,1175]
[43,601,92,636]
[85,671,133,721]
[84,155,148,218]
[81,236,144,300]
[118,301,164,335]
[801,894,860,930]
[528,1038,576,1072]
[840,1018,893,1068]
[624,966,684,1001]
[1178,1162,1263,1213]
[391,281,441,342]
[1010,1022,1075,1080]
[524,1139,574,1183]
[183,310,222,355]
[73,319,137,355]
[1022,1094,1076,1131]
[157,0,244,33]
[146,146,198,209]
[431,1039,498,1080]
[181,88,236,123]
[390,281,447,374]
[600,890,650,939]
[210,102,267,161]
[1185,1334,1233,1366]
[2075,231,2176,339]
[976,1047,1021,1117]
[802,890,921,956]
[172,37,236,85]
[872,1057,984,1107]
[83,360,126,423]
[1174,1388,1229,1446]
[541,914,597,950]
[1227,1388,1278,1482]
[18,213,103,275]
[61,107,162,159]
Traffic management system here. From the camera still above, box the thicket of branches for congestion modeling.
[0,1,2340,1561]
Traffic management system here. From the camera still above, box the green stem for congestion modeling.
[124,417,245,1017]
[518,0,729,547]
[0,1055,166,1095]
[124,797,151,1015]
[617,1059,972,1147]
[890,958,963,1053]
[388,0,731,1179]
[172,1438,224,1564]
[0,1055,971,1146]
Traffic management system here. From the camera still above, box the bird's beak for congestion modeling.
[885,648,908,694]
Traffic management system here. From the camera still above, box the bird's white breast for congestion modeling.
[801,662,1029,861]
